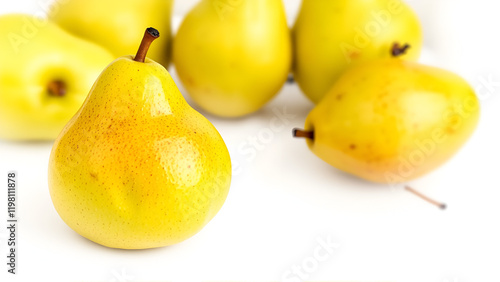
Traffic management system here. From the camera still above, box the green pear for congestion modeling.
[294,52,480,184]
[0,14,114,141]
[173,0,292,117]
[48,28,232,249]
[293,0,423,103]
[49,0,173,67]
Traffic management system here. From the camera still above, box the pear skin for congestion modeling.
[295,59,480,183]
[0,14,114,141]
[293,0,423,103]
[48,29,232,249]
[173,0,292,117]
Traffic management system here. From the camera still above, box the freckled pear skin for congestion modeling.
[48,30,231,249]
[297,59,480,183]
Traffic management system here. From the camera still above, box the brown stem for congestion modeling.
[134,27,160,63]
[405,186,447,210]
[391,42,411,57]
[293,128,314,140]
[47,80,67,97]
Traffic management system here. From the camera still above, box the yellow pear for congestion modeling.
[173,0,292,117]
[0,14,114,141]
[293,0,423,103]
[48,28,232,249]
[294,52,480,184]
[49,0,173,66]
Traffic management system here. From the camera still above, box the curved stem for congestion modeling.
[134,27,160,63]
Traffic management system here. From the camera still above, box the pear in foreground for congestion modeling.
[48,28,232,249]
[294,49,479,183]
[0,14,113,140]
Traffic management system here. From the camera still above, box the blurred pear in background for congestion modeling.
[0,14,114,141]
[49,0,173,66]
[173,0,292,118]
[295,57,479,183]
[293,0,423,103]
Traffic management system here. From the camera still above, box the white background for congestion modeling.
[1,0,500,281]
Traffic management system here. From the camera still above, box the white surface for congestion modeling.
[1,1,500,282]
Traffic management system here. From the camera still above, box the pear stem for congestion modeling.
[391,42,411,57]
[47,80,67,97]
[134,27,160,63]
[293,128,314,140]
[405,186,447,210]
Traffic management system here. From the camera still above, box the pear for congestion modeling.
[292,0,422,103]
[49,0,173,67]
[48,28,232,249]
[173,0,292,117]
[0,14,114,141]
[293,48,480,184]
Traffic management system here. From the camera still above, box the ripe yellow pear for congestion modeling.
[48,28,232,249]
[294,52,480,183]
[0,14,114,141]
[49,0,173,66]
[293,0,423,103]
[173,0,292,117]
